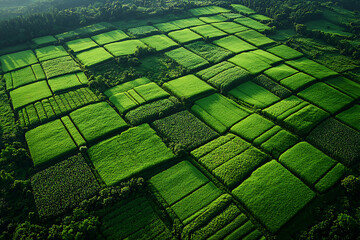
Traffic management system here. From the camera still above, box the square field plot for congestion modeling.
[264,64,298,82]
[76,47,113,67]
[151,111,218,151]
[229,52,272,75]
[154,22,181,33]
[267,45,303,60]
[88,124,175,186]
[163,74,215,102]
[171,18,205,29]
[211,22,249,34]
[42,56,81,79]
[168,29,202,44]
[336,104,360,131]
[236,30,275,47]
[189,6,230,16]
[31,154,100,217]
[127,25,158,37]
[165,47,209,71]
[199,15,227,23]
[10,81,52,110]
[91,30,129,45]
[65,38,98,53]
[70,102,128,144]
[190,24,227,39]
[234,17,271,32]
[35,45,68,62]
[213,36,256,54]
[104,40,147,57]
[25,119,77,167]
[140,34,178,51]
[0,50,38,72]
[48,72,88,93]
[286,57,338,79]
[280,72,316,91]
[298,82,354,114]
[233,160,315,233]
[191,93,251,134]
[185,41,233,64]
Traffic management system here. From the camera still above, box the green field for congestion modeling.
[104,40,147,56]
[91,30,129,45]
[213,35,256,53]
[35,45,69,62]
[0,50,38,72]
[76,47,113,67]
[65,38,98,53]
[190,24,227,39]
[168,29,203,44]
[185,41,233,64]
[140,34,178,51]
[165,47,209,70]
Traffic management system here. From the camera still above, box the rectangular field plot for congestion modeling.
[229,81,280,108]
[104,40,147,56]
[280,72,316,91]
[91,30,129,45]
[165,47,209,71]
[264,64,298,82]
[298,82,354,114]
[10,81,52,110]
[65,38,98,53]
[213,35,256,53]
[0,50,38,72]
[8,64,45,89]
[234,17,271,32]
[48,72,88,93]
[286,57,338,79]
[228,52,272,75]
[168,29,203,44]
[191,93,251,133]
[211,21,249,34]
[42,56,81,79]
[104,77,151,97]
[163,74,215,102]
[236,30,275,47]
[171,18,205,28]
[185,41,233,64]
[233,160,315,233]
[336,104,360,131]
[35,45,68,62]
[189,6,230,16]
[253,74,292,99]
[70,102,127,144]
[154,22,181,32]
[231,4,256,15]
[31,154,100,217]
[199,15,227,23]
[88,124,175,186]
[267,45,303,60]
[325,76,360,99]
[127,25,158,37]
[190,24,227,39]
[25,119,77,167]
[250,14,272,22]
[76,47,113,67]
[151,111,218,151]
[32,35,57,47]
[140,34,178,51]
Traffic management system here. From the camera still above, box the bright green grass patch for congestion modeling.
[286,57,338,79]
[221,12,244,19]
[76,47,113,67]
[228,52,272,75]
[32,35,57,46]
[91,30,129,45]
[171,18,205,28]
[165,47,209,70]
[336,104,360,131]
[264,64,298,82]
[213,36,256,53]
[88,123,175,186]
[326,76,360,99]
[191,93,251,133]
[250,14,272,22]
[280,72,316,91]
[229,81,280,108]
[104,77,150,97]
[199,15,227,23]
[168,29,203,44]
[231,4,256,15]
[65,38,98,53]
[236,30,275,47]
[11,66,36,89]
[184,41,233,64]
[267,45,303,60]
[140,34,178,51]
[189,6,231,16]
[0,50,38,72]
[211,22,249,34]
[197,61,235,80]
[315,163,346,193]
[232,160,315,233]
[104,40,147,56]
[25,119,77,167]
[298,82,354,114]
[163,74,215,102]
[35,45,68,62]
[150,160,209,205]
[206,66,251,92]
[190,24,227,39]
[279,142,337,186]
[48,72,86,93]
[154,22,181,32]
[10,81,52,110]
[234,17,271,32]
[127,25,158,37]
[251,49,283,65]
[61,116,86,147]
[70,102,127,143]
[42,56,81,79]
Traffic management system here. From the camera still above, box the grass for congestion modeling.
[336,104,360,131]
[104,77,150,97]
[211,21,248,34]
[91,30,129,45]
[207,66,251,92]
[234,17,271,32]
[325,76,360,99]
[168,29,203,44]
[190,24,227,39]
[264,64,298,82]
[140,34,178,51]
[228,52,272,75]
[250,14,272,22]
[10,81,52,110]
[298,82,354,114]
[163,74,215,102]
[232,160,315,233]
[104,40,147,56]
[229,81,280,108]
[189,6,231,16]
[197,61,235,80]
[65,38,98,53]
[88,123,175,186]
[165,47,209,70]
[213,35,256,53]
[70,102,127,144]
[199,15,227,23]
[191,93,251,134]
[250,49,283,65]
[315,163,346,193]
[35,45,68,62]
[286,57,338,79]
[48,72,86,93]
[76,47,113,67]
[267,45,303,60]
[151,110,218,151]
[280,72,316,91]
[61,116,86,147]
[25,119,77,167]
[231,4,256,15]
[279,142,337,186]
[32,35,57,46]
[11,66,36,89]
[184,41,233,64]
[236,30,275,47]
[42,56,81,79]
[127,25,158,37]
[171,18,205,28]
[154,22,181,32]
[0,50,38,72]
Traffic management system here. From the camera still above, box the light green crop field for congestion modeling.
[76,47,113,67]
[48,72,87,93]
[165,47,209,70]
[267,45,303,60]
[104,40,147,56]
[185,41,233,64]
[35,45,69,62]
[234,17,271,32]
[32,35,57,46]
[213,35,256,53]
[236,29,275,47]
[127,25,159,37]
[264,64,299,82]
[211,21,249,34]
[189,6,231,16]
[154,22,181,32]
[0,50,38,72]
[171,17,205,28]
[65,38,98,53]
[168,29,203,44]
[286,57,338,79]
[336,104,360,131]
[42,56,81,79]
[91,30,129,45]
[190,24,227,39]
[199,15,227,23]
[140,34,178,51]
